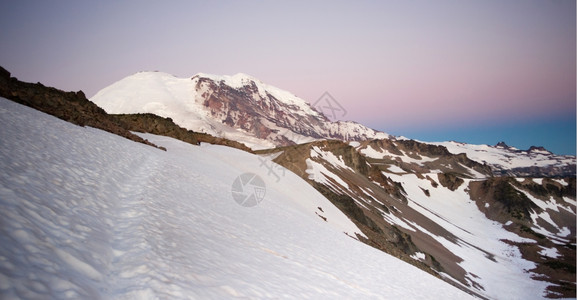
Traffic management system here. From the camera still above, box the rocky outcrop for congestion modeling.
[112,113,253,152]
[492,143,574,177]
[0,66,159,149]
[479,177,541,221]
[437,173,464,191]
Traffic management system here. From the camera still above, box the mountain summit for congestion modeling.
[91,71,389,150]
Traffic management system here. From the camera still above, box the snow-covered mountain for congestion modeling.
[91,71,389,150]
[0,97,471,299]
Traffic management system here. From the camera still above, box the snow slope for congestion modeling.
[0,97,471,299]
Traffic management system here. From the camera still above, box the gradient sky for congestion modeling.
[1,1,575,154]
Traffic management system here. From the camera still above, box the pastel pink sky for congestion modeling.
[1,1,575,153]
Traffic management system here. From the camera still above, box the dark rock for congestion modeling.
[0,65,160,149]
[481,178,540,221]
[528,146,549,153]
[112,113,252,152]
[0,66,10,79]
[438,173,464,191]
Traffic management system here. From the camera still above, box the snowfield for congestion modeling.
[431,141,574,171]
[0,97,472,299]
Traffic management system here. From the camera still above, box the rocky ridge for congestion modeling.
[0,67,160,150]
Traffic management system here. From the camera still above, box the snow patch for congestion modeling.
[538,247,561,259]
[306,159,350,191]
[386,165,405,173]
[411,252,426,261]
[310,146,353,172]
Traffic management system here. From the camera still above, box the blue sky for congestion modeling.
[0,0,575,154]
[385,116,576,153]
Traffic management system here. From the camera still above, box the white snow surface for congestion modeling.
[411,252,426,261]
[0,97,471,299]
[386,165,405,173]
[538,247,561,259]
